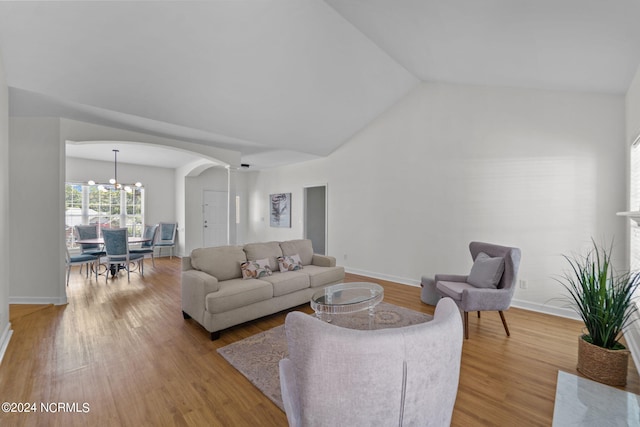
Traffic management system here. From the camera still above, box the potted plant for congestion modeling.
[557,239,640,386]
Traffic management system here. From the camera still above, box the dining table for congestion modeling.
[75,236,151,277]
[75,236,151,245]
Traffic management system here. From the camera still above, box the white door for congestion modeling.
[203,190,228,247]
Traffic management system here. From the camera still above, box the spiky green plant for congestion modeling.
[557,239,640,350]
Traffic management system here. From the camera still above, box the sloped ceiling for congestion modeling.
[1,1,640,169]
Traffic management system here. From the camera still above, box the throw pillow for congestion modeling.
[467,252,505,289]
[240,258,273,279]
[277,254,303,272]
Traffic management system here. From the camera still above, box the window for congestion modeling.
[65,182,145,247]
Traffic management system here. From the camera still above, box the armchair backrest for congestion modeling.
[282,298,463,426]
[102,228,129,257]
[469,241,521,292]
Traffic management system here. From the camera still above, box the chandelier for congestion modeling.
[87,149,142,193]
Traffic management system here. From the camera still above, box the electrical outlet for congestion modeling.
[519,279,527,289]
[343,254,348,261]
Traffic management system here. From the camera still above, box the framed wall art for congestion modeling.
[270,193,291,228]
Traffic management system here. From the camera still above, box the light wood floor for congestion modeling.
[1,258,639,426]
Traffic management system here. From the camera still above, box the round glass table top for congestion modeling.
[310,282,384,315]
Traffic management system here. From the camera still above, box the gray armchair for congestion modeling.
[435,241,521,339]
[279,298,463,427]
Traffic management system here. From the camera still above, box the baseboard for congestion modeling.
[510,298,581,320]
[345,267,420,288]
[345,267,584,320]
[9,296,68,305]
[0,322,13,365]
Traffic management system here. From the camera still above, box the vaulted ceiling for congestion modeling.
[1,1,639,169]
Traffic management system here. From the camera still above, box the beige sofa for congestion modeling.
[181,239,345,340]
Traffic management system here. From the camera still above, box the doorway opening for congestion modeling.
[304,185,327,255]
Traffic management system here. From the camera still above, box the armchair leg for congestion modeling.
[498,311,510,337]
[477,311,481,318]
[463,311,469,339]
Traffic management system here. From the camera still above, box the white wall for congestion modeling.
[622,62,640,374]
[627,64,640,187]
[0,49,13,362]
[66,157,177,228]
[9,117,67,304]
[246,82,626,315]
[623,59,640,378]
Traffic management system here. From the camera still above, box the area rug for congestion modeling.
[217,302,432,411]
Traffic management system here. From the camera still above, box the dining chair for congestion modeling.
[74,224,106,275]
[130,224,158,267]
[102,228,145,282]
[75,224,106,254]
[155,222,177,258]
[65,246,98,286]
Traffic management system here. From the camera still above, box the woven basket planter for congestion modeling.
[577,335,629,386]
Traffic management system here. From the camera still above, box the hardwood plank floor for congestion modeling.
[1,259,638,426]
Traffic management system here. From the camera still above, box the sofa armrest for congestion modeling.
[181,270,220,319]
[311,254,336,267]
[182,256,194,271]
[435,274,468,283]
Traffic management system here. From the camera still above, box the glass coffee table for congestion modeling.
[310,282,384,323]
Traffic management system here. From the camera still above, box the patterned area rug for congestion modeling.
[217,302,432,411]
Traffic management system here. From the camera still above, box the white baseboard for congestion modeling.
[345,267,583,320]
[0,322,13,365]
[9,296,67,305]
[510,298,581,320]
[345,267,420,288]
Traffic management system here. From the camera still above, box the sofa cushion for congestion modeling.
[301,265,346,288]
[261,271,310,297]
[191,246,247,281]
[206,278,273,313]
[240,258,273,279]
[243,241,283,272]
[468,252,505,289]
[278,254,303,272]
[280,239,314,266]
